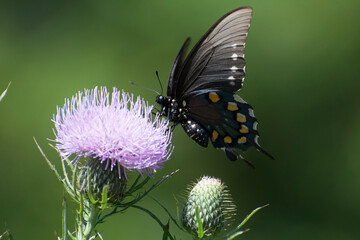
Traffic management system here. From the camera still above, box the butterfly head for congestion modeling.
[156,95,170,117]
[155,95,166,106]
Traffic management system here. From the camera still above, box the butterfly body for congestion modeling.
[156,7,273,161]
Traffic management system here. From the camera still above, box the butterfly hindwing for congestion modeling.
[183,90,271,160]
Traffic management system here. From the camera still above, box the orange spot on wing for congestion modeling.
[211,130,219,142]
[227,102,238,111]
[239,125,249,134]
[238,136,247,144]
[224,136,233,144]
[208,92,220,103]
[236,113,246,123]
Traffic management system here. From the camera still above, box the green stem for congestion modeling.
[83,205,100,240]
[62,198,68,240]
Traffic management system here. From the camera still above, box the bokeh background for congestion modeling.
[1,0,359,239]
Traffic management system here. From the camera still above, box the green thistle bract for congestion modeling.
[181,176,236,238]
[77,157,127,204]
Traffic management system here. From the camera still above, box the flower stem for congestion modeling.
[62,198,68,240]
[83,205,100,240]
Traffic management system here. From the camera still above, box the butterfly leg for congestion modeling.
[170,123,178,132]
[152,109,161,116]
[181,119,209,147]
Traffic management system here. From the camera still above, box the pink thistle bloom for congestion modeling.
[52,86,173,177]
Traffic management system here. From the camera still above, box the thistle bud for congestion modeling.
[181,176,236,237]
[77,157,127,204]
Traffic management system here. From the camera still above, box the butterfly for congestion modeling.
[156,6,273,161]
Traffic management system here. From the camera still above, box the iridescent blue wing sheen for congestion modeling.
[183,90,273,160]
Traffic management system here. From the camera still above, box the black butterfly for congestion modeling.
[156,7,273,161]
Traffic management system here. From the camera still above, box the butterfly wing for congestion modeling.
[174,7,252,99]
[167,38,191,97]
[166,7,272,160]
[184,90,273,160]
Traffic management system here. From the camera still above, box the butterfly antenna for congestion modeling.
[129,81,160,95]
[155,71,164,95]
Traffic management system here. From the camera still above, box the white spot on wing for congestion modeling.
[249,108,255,117]
[254,135,259,145]
[228,76,235,80]
[231,53,238,60]
[231,43,244,48]
[234,95,246,103]
[231,66,239,72]
[229,81,235,86]
[253,121,258,130]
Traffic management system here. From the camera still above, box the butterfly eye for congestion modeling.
[156,95,165,104]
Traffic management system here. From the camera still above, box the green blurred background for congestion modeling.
[1,0,359,239]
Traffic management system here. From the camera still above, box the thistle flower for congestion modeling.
[53,86,173,178]
[181,176,236,238]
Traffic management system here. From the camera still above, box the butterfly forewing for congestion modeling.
[167,38,190,97]
[175,7,252,99]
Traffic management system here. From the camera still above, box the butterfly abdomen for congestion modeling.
[181,119,209,147]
